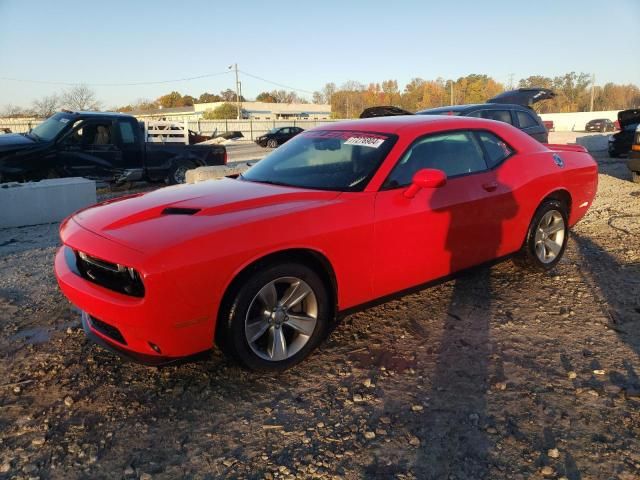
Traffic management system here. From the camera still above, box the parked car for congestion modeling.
[543,120,555,132]
[585,118,615,132]
[0,111,227,184]
[55,115,597,370]
[255,126,304,148]
[361,88,555,143]
[608,109,640,158]
[629,124,640,183]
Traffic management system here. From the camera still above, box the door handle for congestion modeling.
[482,182,498,192]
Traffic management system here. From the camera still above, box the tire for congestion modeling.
[166,160,194,185]
[267,139,278,149]
[632,171,640,184]
[516,199,569,271]
[218,262,330,371]
[609,150,620,159]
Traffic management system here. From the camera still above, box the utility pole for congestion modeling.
[450,81,454,105]
[589,74,595,112]
[229,63,241,119]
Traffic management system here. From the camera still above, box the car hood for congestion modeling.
[487,88,556,107]
[72,178,342,254]
[0,133,37,152]
[618,109,640,129]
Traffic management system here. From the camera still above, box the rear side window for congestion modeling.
[477,131,513,168]
[118,122,136,144]
[480,110,513,124]
[516,111,539,128]
[384,131,487,187]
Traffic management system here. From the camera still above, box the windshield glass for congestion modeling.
[242,130,397,191]
[267,127,280,134]
[30,113,72,141]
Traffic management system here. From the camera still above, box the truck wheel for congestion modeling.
[515,199,569,271]
[166,160,194,185]
[218,262,330,371]
[632,171,640,183]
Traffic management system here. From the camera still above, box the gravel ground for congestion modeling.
[0,148,639,479]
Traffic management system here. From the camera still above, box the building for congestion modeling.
[126,102,331,121]
[194,101,331,120]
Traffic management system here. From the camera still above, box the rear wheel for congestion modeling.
[166,160,194,185]
[218,263,330,371]
[516,199,569,271]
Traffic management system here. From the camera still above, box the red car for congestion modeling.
[55,116,598,370]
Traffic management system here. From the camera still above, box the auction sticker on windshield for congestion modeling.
[344,136,385,148]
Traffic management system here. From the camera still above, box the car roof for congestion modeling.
[314,114,501,134]
[57,110,133,119]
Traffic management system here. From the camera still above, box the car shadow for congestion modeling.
[573,233,640,359]
[411,174,519,478]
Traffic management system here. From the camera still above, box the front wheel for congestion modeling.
[267,139,278,148]
[218,263,330,371]
[516,200,569,271]
[632,171,640,183]
[166,160,194,185]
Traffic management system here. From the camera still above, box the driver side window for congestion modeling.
[383,131,488,188]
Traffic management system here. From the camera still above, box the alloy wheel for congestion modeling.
[534,210,565,263]
[244,277,318,362]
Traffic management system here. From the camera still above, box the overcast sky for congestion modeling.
[1,0,639,108]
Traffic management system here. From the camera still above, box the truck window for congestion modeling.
[118,122,136,144]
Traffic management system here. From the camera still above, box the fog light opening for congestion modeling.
[148,342,162,354]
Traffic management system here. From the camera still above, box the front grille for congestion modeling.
[89,316,127,345]
[74,250,145,297]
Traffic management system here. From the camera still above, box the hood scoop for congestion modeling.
[161,207,201,215]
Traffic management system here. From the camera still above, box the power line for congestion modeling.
[0,71,232,87]
[238,70,315,95]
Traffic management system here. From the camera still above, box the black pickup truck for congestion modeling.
[0,111,226,184]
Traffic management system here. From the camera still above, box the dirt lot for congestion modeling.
[0,146,639,479]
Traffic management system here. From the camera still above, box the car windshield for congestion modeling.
[29,113,72,141]
[267,127,281,134]
[242,130,397,191]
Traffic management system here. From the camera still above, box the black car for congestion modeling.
[255,126,304,148]
[360,88,555,143]
[609,109,640,158]
[585,118,615,133]
[0,111,226,184]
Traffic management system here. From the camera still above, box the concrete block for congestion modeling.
[0,178,96,228]
[186,163,250,184]
[575,134,609,152]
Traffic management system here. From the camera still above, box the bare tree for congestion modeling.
[32,94,60,118]
[60,84,101,111]
[2,103,27,117]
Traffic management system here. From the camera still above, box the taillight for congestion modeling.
[223,150,228,165]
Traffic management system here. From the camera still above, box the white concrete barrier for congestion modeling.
[539,110,619,132]
[0,178,96,228]
[186,163,250,184]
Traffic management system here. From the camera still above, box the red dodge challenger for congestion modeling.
[55,116,598,370]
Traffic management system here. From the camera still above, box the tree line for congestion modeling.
[3,72,639,119]
[318,72,640,118]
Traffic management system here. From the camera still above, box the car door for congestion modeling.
[515,109,547,142]
[372,130,518,298]
[57,120,123,179]
[278,127,291,143]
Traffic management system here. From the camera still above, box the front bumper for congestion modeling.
[80,312,209,365]
[55,224,219,362]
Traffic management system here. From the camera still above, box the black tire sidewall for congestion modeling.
[167,160,194,185]
[222,262,330,371]
[523,199,569,270]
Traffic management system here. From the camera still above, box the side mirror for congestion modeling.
[403,168,446,199]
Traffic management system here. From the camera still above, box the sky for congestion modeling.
[1,0,639,109]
